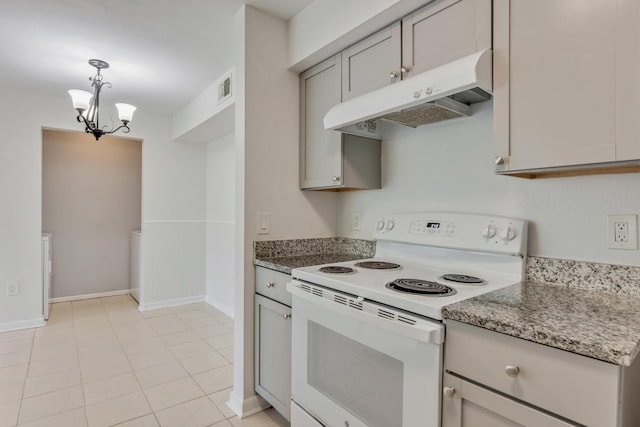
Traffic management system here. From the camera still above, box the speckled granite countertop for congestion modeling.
[442,281,640,366]
[254,237,376,274]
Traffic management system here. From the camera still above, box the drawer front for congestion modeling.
[255,267,292,306]
[444,321,620,426]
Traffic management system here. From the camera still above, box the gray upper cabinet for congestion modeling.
[300,54,343,190]
[341,22,401,100]
[616,0,640,162]
[402,0,491,78]
[493,0,640,176]
[300,55,381,191]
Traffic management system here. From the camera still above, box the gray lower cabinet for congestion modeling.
[300,53,381,191]
[254,267,292,421]
[443,321,640,427]
[442,373,575,427]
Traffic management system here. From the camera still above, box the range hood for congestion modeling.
[324,49,493,139]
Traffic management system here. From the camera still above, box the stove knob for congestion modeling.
[500,226,516,242]
[376,220,385,231]
[481,225,496,239]
[385,220,395,231]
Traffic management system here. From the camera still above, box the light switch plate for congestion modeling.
[257,212,271,235]
[352,212,362,231]
[607,214,638,250]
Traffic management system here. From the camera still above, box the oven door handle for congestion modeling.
[287,280,443,345]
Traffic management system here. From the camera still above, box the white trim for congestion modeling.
[0,317,46,333]
[50,289,131,303]
[205,296,235,318]
[227,391,271,418]
[206,220,236,225]
[138,295,205,312]
[143,220,207,224]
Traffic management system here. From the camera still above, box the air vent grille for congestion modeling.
[397,315,417,326]
[348,301,363,310]
[377,309,395,320]
[217,75,232,103]
[334,295,347,305]
[312,288,323,297]
[300,284,312,293]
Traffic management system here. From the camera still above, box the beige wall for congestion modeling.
[42,129,142,298]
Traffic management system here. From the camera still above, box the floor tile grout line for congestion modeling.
[13,326,36,426]
[73,297,91,427]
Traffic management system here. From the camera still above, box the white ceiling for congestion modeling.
[0,0,312,117]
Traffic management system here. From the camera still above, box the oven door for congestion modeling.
[288,280,444,427]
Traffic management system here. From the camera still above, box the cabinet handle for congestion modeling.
[389,71,398,79]
[401,65,410,75]
[266,282,275,288]
[283,313,291,320]
[443,387,456,398]
[494,156,505,165]
[505,365,520,378]
[332,176,340,182]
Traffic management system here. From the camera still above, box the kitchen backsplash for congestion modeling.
[526,256,640,297]
[254,237,376,259]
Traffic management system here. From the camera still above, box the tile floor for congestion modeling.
[0,295,289,427]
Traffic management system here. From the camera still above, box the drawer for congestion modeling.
[444,321,621,426]
[255,266,292,306]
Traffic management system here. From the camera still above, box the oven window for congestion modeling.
[307,321,403,427]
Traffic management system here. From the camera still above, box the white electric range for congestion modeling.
[287,212,528,427]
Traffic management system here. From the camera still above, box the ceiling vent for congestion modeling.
[217,72,232,104]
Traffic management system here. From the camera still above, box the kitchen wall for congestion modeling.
[338,101,640,267]
[0,79,207,330]
[42,130,142,298]
[230,5,340,417]
[206,132,235,317]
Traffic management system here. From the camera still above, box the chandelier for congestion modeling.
[68,59,136,141]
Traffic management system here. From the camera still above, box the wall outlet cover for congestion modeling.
[607,214,638,250]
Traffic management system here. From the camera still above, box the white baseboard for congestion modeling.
[227,391,270,419]
[0,317,46,333]
[50,289,131,303]
[138,295,205,312]
[205,296,234,319]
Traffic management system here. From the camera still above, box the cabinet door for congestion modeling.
[494,0,617,172]
[442,373,577,427]
[616,0,640,161]
[300,54,343,189]
[255,294,292,421]
[402,0,491,78]
[342,21,401,100]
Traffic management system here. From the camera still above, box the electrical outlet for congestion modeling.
[607,214,638,250]
[615,222,629,242]
[352,212,362,231]
[6,281,18,296]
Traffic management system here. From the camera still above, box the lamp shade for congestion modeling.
[68,90,93,111]
[115,103,136,123]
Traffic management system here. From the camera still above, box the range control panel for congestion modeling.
[373,212,528,256]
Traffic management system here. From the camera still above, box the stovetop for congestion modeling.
[292,257,520,320]
[291,212,528,320]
